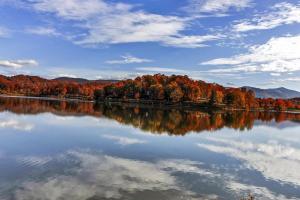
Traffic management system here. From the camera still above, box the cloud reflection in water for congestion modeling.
[13,150,207,200]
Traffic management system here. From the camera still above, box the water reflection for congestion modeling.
[198,138,300,187]
[12,150,201,200]
[0,96,300,135]
[99,104,300,135]
[1,97,300,200]
[0,119,34,131]
[2,150,297,200]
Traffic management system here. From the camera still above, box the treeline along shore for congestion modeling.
[1,74,300,111]
[95,74,300,111]
[1,96,300,135]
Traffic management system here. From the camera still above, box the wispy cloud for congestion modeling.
[0,26,10,37]
[106,55,152,64]
[32,0,125,20]
[102,134,147,146]
[23,0,220,48]
[0,59,38,69]
[26,27,60,37]
[0,119,34,131]
[44,67,142,80]
[285,77,300,82]
[12,150,290,200]
[270,73,281,77]
[198,137,300,186]
[57,74,77,78]
[184,0,253,14]
[201,34,300,73]
[136,67,185,73]
[162,34,220,48]
[270,76,300,84]
[14,151,200,199]
[233,2,300,32]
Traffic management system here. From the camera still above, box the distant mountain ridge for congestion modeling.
[242,86,300,99]
[53,77,119,84]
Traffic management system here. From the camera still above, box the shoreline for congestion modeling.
[1,94,300,114]
[0,94,94,103]
[98,99,300,114]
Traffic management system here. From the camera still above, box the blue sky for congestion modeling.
[0,0,300,90]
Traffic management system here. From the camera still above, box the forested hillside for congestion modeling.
[94,74,300,111]
[0,74,109,100]
[0,74,299,111]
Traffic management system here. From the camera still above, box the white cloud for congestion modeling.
[136,67,185,73]
[233,2,300,32]
[270,76,300,85]
[32,0,130,20]
[0,119,34,131]
[10,150,292,200]
[162,34,220,48]
[0,59,38,69]
[57,73,77,78]
[185,0,252,13]
[45,67,141,80]
[14,151,200,200]
[27,0,219,48]
[201,35,300,73]
[75,12,217,48]
[26,27,60,36]
[285,77,300,82]
[158,159,216,177]
[106,55,152,64]
[227,181,292,200]
[270,73,281,77]
[0,26,10,37]
[198,138,300,187]
[102,134,147,146]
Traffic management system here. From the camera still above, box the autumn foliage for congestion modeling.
[99,104,300,135]
[1,96,299,135]
[94,74,256,108]
[0,74,299,111]
[0,74,108,100]
[94,74,299,111]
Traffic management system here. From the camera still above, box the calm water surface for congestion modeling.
[0,97,300,200]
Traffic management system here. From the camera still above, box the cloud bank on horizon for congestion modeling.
[0,0,300,90]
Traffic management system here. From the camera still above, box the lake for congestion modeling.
[0,96,300,200]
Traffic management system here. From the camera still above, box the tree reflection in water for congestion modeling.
[0,96,299,135]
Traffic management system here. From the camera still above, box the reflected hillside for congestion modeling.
[0,97,102,117]
[0,96,300,135]
[98,104,300,135]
